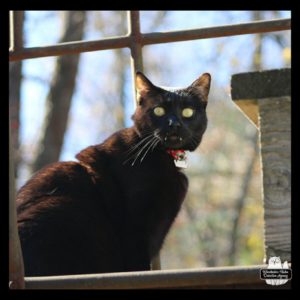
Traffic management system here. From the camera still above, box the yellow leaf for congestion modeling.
[282,47,291,64]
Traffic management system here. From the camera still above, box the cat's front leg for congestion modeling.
[121,225,151,272]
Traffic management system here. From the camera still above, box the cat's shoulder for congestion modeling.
[27,161,89,183]
[76,127,136,161]
[17,161,91,201]
[101,127,137,150]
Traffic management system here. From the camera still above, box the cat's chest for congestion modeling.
[119,157,188,255]
[120,155,188,204]
[123,150,168,176]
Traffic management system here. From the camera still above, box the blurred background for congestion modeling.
[9,11,291,269]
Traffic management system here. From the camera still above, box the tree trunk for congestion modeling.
[32,11,86,172]
[228,133,258,265]
[226,11,263,265]
[184,202,217,267]
[252,11,263,71]
[112,49,127,129]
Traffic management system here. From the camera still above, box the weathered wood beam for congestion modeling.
[231,68,291,262]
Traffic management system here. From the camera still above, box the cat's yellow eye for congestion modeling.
[153,106,165,117]
[182,108,194,118]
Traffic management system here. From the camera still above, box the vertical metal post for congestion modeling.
[9,11,24,51]
[128,11,144,108]
[9,119,25,289]
[9,11,25,289]
[9,11,14,50]
[127,11,161,270]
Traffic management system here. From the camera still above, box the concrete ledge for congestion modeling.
[231,68,291,100]
[23,265,290,289]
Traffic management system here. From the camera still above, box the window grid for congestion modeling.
[8,10,291,289]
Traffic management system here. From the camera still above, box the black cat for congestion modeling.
[16,71,211,276]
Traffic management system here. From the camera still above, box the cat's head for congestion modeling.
[132,71,211,151]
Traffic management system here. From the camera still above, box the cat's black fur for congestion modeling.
[16,72,211,276]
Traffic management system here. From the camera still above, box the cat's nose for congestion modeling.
[168,116,181,128]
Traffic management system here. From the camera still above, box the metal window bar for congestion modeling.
[9,10,291,289]
[9,11,26,289]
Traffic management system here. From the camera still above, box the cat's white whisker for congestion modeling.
[151,138,161,152]
[123,133,156,165]
[131,137,156,166]
[125,133,153,155]
[125,129,163,166]
[140,137,159,163]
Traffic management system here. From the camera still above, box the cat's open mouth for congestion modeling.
[166,135,182,142]
[164,134,184,148]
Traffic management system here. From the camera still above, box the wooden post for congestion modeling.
[231,69,291,263]
[258,96,291,262]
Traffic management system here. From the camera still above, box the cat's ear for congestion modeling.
[189,73,211,105]
[136,71,157,100]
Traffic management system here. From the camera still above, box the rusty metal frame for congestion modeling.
[9,10,291,289]
[9,17,291,61]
